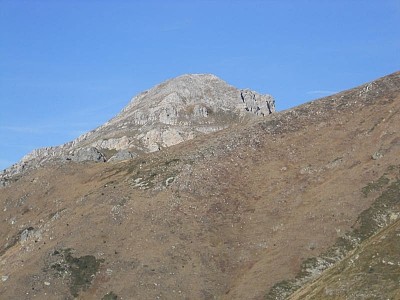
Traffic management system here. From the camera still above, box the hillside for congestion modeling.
[0,71,399,299]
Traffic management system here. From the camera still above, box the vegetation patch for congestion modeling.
[49,248,104,297]
[102,291,119,300]
[265,280,298,300]
[361,175,390,197]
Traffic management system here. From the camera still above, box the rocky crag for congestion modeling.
[0,74,274,185]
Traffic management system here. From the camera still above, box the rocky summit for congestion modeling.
[1,71,400,300]
[0,74,274,184]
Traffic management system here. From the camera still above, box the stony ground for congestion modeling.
[0,72,399,299]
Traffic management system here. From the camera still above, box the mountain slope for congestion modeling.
[0,71,399,299]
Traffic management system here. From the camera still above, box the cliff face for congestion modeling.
[1,74,274,184]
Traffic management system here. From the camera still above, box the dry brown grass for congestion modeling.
[0,72,399,299]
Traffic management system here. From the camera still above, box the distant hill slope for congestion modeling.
[0,71,399,299]
[0,74,274,185]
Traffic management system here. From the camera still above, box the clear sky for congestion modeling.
[1,0,399,170]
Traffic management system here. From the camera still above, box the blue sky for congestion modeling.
[1,0,399,170]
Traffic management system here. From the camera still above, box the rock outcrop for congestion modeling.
[108,150,136,162]
[240,89,274,115]
[0,74,275,185]
[67,147,106,162]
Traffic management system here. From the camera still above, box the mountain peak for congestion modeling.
[170,73,220,80]
[1,74,275,182]
[122,73,267,114]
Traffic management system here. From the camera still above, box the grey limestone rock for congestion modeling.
[240,89,275,116]
[19,227,35,243]
[372,152,383,160]
[67,147,106,162]
[108,150,136,162]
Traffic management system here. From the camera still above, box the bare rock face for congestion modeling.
[240,89,275,115]
[0,74,275,183]
[67,147,106,162]
[108,150,136,162]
